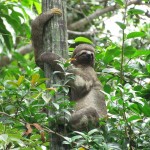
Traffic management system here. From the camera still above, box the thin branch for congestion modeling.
[0,111,89,149]
[0,112,26,124]
[67,29,99,35]
[68,0,142,30]
[120,1,135,149]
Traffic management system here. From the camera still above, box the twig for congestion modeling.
[120,1,135,150]
[0,111,89,149]
[67,30,99,36]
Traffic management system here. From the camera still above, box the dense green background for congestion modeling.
[0,0,150,149]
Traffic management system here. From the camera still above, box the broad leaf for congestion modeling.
[127,115,141,122]
[74,37,93,44]
[128,8,145,15]
[127,32,145,39]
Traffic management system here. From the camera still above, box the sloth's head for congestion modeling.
[72,44,95,67]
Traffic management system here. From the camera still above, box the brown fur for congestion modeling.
[31,10,107,130]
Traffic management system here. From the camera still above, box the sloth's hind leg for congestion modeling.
[70,107,99,130]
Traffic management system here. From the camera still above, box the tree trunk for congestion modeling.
[42,0,68,149]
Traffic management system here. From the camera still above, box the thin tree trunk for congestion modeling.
[42,0,68,149]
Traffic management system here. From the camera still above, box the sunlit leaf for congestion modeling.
[102,68,120,73]
[17,76,25,86]
[133,50,150,57]
[34,2,42,14]
[52,102,59,110]
[0,86,4,90]
[31,73,40,86]
[7,81,18,86]
[127,32,145,39]
[127,115,141,122]
[63,136,72,143]
[78,147,86,150]
[42,93,51,103]
[74,37,93,44]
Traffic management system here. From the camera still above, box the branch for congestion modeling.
[68,0,141,30]
[0,44,32,68]
[67,29,99,36]
[0,111,89,149]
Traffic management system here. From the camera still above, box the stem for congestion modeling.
[120,1,134,150]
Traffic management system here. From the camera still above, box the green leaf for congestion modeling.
[116,22,126,30]
[74,131,87,139]
[71,135,83,141]
[7,81,18,86]
[127,32,145,39]
[63,136,72,143]
[133,50,150,57]
[142,104,150,117]
[146,64,150,73]
[124,46,136,58]
[30,134,41,140]
[0,18,12,50]
[102,68,120,74]
[5,105,15,111]
[52,102,59,110]
[88,129,99,135]
[103,46,121,64]
[31,73,40,86]
[104,84,111,94]
[9,137,25,146]
[127,115,141,122]
[0,86,4,90]
[1,14,20,33]
[74,37,93,44]
[17,76,25,86]
[34,2,42,14]
[115,0,124,6]
[62,141,70,145]
[128,8,145,15]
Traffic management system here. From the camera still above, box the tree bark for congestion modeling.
[42,0,68,150]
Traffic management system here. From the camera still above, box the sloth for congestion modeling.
[31,8,107,130]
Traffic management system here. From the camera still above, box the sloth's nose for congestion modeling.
[86,53,93,59]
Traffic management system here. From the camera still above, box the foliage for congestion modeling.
[0,0,150,150]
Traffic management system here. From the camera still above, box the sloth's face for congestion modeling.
[75,50,94,66]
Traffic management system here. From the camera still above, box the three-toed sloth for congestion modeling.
[31,8,107,130]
